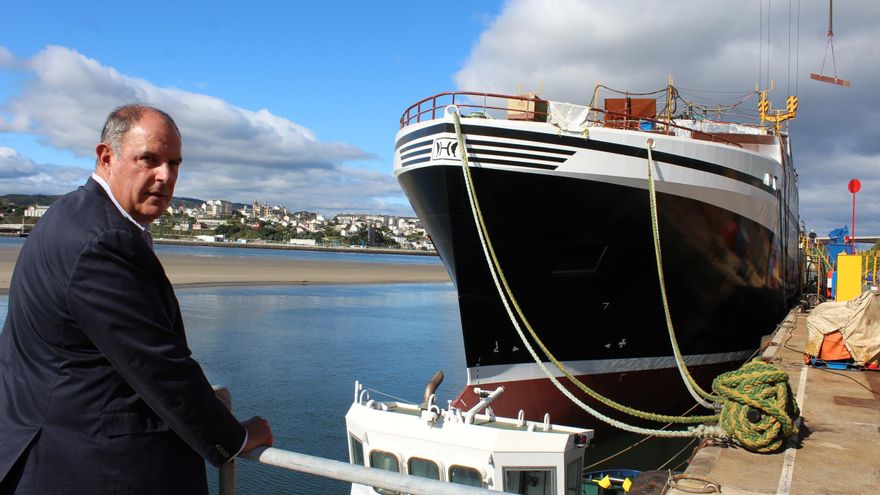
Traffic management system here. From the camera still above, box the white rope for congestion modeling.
[449,106,722,439]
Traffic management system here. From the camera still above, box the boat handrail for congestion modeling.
[239,446,497,495]
[463,386,504,424]
[213,386,496,495]
[399,91,745,148]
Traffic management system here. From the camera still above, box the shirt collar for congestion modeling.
[91,173,150,233]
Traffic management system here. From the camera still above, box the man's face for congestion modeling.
[96,111,182,224]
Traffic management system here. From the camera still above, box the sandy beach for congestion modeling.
[0,244,450,294]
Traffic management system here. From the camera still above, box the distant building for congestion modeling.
[195,235,224,243]
[252,200,271,218]
[167,204,187,216]
[195,218,228,228]
[205,200,232,217]
[23,205,51,218]
[289,238,317,246]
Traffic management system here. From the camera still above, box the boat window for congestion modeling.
[349,436,364,466]
[565,459,582,495]
[369,451,401,495]
[504,468,554,495]
[370,451,399,472]
[408,457,440,480]
[449,465,482,487]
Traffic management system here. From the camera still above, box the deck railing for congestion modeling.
[398,91,744,148]
[212,386,497,495]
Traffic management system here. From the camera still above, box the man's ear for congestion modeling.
[95,143,113,173]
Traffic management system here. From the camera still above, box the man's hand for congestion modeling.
[241,416,273,453]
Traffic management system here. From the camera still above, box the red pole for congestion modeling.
[852,192,856,254]
[848,178,861,254]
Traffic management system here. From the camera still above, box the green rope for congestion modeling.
[645,139,721,407]
[712,359,801,452]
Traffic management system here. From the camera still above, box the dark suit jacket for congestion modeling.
[0,178,246,494]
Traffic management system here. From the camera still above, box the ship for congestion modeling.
[392,84,802,438]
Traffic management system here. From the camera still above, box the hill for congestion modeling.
[0,194,62,206]
[1,194,248,211]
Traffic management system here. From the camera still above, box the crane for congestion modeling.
[810,0,851,87]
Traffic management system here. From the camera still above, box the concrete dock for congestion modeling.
[667,310,880,494]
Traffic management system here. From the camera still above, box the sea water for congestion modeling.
[185,283,466,494]
[0,239,694,493]
[0,281,465,494]
[0,238,465,493]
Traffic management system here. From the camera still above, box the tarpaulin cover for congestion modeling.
[805,290,880,365]
[548,101,592,133]
[671,119,767,136]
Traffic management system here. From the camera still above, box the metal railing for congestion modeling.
[398,91,744,148]
[212,386,496,495]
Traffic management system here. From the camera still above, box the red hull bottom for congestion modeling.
[451,362,740,442]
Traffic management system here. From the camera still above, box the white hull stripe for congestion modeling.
[465,350,755,384]
[395,124,784,232]
[396,122,779,195]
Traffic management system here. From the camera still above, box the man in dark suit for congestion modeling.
[0,105,273,494]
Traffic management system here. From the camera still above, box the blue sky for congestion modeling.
[0,1,503,214]
[1,0,878,235]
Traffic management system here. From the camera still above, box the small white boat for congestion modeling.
[345,372,594,494]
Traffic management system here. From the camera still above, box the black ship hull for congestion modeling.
[394,105,800,436]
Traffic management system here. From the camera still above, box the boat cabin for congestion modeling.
[345,381,594,494]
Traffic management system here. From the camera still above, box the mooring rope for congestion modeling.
[449,106,800,450]
[645,138,721,409]
[449,106,721,438]
[712,359,800,452]
[643,137,800,451]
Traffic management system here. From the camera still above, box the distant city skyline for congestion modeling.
[1,191,421,220]
[1,1,879,234]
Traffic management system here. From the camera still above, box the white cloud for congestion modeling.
[0,46,14,69]
[0,46,410,214]
[455,0,880,235]
[0,147,37,178]
[0,147,89,192]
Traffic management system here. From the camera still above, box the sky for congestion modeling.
[1,0,878,235]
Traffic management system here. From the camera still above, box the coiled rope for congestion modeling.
[712,359,800,452]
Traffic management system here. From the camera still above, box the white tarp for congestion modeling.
[805,290,880,365]
[672,119,767,136]
[548,101,592,133]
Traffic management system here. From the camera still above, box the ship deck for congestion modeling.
[667,310,880,495]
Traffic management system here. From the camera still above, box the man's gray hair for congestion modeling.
[100,104,180,156]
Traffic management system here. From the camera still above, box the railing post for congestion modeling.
[213,386,236,495]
